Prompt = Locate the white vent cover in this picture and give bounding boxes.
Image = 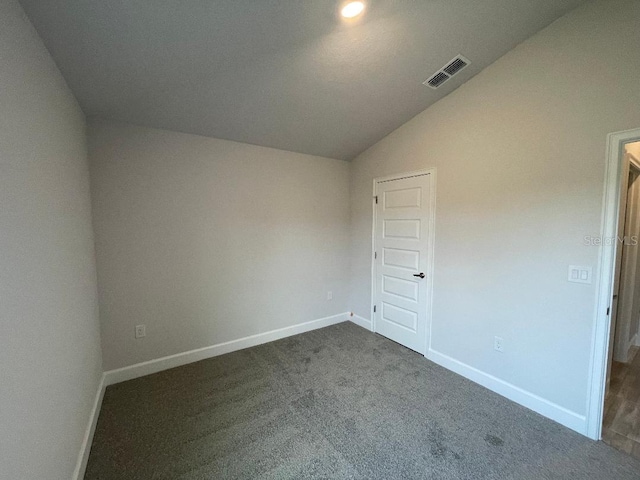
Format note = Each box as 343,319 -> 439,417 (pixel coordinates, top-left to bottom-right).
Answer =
423,55 -> 470,89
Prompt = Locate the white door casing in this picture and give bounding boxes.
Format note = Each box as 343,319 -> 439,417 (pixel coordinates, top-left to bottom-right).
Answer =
372,171 -> 435,355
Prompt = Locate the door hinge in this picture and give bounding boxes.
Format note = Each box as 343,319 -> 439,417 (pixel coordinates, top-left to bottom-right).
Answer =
375,195 -> 378,204
374,251 -> 377,259
373,305 -> 377,313
607,307 -> 610,316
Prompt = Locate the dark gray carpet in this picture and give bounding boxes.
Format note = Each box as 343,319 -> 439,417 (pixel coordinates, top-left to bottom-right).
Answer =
85,322 -> 640,479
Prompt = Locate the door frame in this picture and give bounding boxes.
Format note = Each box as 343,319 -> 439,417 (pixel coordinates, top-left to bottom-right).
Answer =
587,128 -> 640,440
612,153 -> 640,366
370,168 -> 437,356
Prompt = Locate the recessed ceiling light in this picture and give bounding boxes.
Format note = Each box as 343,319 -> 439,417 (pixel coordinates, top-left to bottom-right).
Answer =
341,1 -> 365,18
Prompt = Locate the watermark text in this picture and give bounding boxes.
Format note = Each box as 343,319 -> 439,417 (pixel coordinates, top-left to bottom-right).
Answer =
583,235 -> 638,246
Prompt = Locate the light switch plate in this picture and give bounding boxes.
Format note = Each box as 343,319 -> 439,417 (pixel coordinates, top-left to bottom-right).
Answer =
568,265 -> 592,284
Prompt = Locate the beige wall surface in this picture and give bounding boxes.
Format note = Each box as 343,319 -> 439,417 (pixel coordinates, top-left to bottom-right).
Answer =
89,120 -> 351,371
349,0 -> 640,417
627,141 -> 640,160
0,1 -> 102,478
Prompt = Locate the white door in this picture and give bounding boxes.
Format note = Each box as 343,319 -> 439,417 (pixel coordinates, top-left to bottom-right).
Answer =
373,173 -> 433,354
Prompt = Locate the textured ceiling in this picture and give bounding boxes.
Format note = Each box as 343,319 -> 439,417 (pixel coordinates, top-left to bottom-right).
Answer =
20,0 -> 586,160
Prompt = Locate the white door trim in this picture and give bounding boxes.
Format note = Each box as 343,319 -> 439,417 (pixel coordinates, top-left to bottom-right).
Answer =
587,128 -> 640,440
370,168 -> 437,355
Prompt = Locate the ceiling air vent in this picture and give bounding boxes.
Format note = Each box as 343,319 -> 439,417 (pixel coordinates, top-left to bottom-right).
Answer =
423,54 -> 471,89
425,71 -> 450,88
443,56 -> 469,76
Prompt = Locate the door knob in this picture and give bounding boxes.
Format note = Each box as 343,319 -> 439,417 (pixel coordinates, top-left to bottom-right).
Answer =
413,272 -> 425,278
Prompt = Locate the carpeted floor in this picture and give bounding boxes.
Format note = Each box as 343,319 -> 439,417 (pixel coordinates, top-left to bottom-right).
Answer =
85,322 -> 640,479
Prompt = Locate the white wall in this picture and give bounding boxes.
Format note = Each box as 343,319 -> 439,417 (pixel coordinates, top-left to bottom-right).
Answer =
89,120 -> 350,371
349,0 -> 640,427
0,1 -> 102,478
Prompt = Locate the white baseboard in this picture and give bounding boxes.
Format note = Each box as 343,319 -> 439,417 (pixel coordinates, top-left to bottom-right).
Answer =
350,314 -> 372,331
104,312 -> 350,386
72,373 -> 106,480
426,348 -> 587,435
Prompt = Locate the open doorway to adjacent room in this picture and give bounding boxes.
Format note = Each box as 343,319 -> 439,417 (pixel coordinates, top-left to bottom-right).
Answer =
602,140 -> 640,457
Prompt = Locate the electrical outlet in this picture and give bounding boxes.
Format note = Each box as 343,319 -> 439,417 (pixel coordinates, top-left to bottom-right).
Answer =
327,291 -> 333,301
135,324 -> 146,339
494,336 -> 504,353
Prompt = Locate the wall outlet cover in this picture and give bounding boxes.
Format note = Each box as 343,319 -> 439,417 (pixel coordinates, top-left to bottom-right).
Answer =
135,324 -> 146,339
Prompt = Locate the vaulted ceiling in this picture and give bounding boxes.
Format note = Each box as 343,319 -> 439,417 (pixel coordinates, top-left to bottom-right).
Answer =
20,0 -> 586,160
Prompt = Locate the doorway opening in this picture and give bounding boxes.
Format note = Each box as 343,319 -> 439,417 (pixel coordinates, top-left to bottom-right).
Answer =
602,140 -> 640,456
588,128 -> 640,444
